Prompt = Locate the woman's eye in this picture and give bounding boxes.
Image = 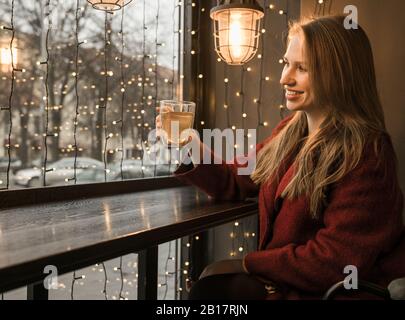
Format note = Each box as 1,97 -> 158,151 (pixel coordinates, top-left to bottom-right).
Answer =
298,65 -> 306,72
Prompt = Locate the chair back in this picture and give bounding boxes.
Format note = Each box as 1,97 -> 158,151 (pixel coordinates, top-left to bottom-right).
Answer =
388,278 -> 405,300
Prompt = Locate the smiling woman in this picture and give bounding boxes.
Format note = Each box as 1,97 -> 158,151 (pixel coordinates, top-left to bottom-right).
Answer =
280,37 -> 312,116
251,15 -> 389,218
174,15 -> 405,300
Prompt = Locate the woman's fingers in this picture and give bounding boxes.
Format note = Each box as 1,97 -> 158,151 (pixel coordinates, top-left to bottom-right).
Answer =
155,114 -> 162,139
155,115 -> 161,127
158,105 -> 174,113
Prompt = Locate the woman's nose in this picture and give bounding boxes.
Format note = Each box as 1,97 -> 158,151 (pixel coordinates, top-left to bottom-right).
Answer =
280,68 -> 295,87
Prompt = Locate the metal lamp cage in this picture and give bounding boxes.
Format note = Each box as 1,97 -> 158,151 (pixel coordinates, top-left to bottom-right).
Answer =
86,0 -> 132,11
210,0 -> 264,65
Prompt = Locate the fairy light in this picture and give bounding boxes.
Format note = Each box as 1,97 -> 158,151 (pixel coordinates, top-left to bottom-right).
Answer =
278,0 -> 289,120
0,0 -> 17,189
196,0 -> 203,131
314,0 -> 333,16
140,0 -> 146,178
224,65 -> 230,128
70,273 -> 86,300
117,256 -> 125,300
152,0 -> 160,177
162,242 -> 174,299
240,66 -> 246,149
117,5 -> 126,180
70,0 -> 83,298
101,11 -> 110,182
257,0 -> 268,134
72,0 -> 82,183
172,0 -> 177,102
100,10 -> 112,300
41,0 -> 53,186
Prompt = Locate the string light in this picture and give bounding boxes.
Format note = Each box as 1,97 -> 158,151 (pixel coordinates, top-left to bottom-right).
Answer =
117,5 -> 126,180
256,0 -> 268,133
314,0 -> 333,16
162,242 -> 174,299
140,0 -> 146,178
0,0 -> 16,190
196,0 -> 203,132
95,9 -> 112,300
73,0 -> 82,183
70,0 -> 83,299
40,0 -> 53,185
153,0 -> 160,176
224,65 -> 230,127
278,0 -> 289,120
240,65 -> 247,149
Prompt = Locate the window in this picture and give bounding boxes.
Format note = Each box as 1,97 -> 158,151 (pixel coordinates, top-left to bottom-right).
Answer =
0,0 -> 186,301
0,0 -> 182,189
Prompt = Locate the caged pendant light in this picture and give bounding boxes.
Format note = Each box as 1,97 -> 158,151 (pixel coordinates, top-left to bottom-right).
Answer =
210,0 -> 264,65
86,0 -> 132,11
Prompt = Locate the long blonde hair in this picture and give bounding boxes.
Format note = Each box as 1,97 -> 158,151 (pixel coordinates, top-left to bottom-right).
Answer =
251,15 -> 390,218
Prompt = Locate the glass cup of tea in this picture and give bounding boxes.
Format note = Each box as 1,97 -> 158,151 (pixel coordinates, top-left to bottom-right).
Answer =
159,100 -> 196,148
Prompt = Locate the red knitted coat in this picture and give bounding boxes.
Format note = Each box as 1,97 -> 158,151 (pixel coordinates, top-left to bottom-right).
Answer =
174,115 -> 405,299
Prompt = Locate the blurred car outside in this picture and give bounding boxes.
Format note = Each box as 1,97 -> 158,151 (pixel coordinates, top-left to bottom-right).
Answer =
13,157 -> 104,188
0,157 -> 22,174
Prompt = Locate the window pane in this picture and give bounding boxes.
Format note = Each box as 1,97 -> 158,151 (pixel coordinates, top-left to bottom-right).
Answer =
0,0 -> 181,189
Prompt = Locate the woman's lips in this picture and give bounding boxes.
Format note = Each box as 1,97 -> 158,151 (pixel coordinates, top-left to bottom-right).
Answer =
285,89 -> 304,100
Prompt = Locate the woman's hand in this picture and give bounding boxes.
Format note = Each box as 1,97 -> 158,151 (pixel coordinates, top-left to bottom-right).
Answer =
199,259 -> 248,280
155,106 -> 172,140
156,106 -> 205,166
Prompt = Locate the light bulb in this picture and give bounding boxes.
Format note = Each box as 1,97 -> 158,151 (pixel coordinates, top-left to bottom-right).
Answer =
229,13 -> 243,59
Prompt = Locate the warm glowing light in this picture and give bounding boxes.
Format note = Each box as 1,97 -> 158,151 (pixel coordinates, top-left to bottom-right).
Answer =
210,1 -> 264,65
0,46 -> 18,72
